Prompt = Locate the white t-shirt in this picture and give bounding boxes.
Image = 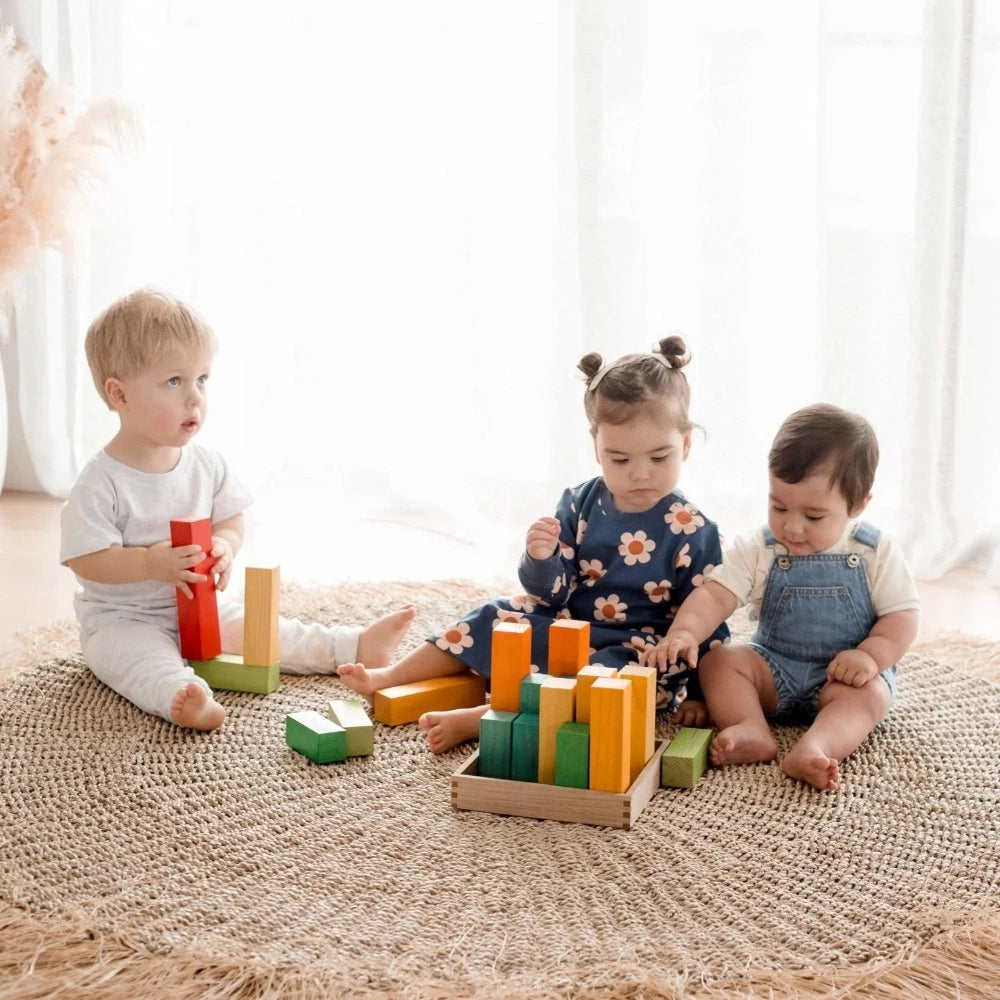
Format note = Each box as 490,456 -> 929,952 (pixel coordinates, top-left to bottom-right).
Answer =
60,443 -> 253,630
708,521 -> 920,621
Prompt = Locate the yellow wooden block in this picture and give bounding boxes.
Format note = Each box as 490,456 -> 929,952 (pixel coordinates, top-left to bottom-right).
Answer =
575,664 -> 617,724
537,677 -> 577,784
373,671 -> 487,726
589,677 -> 631,793
548,619 -> 591,676
243,565 -> 280,667
490,621 -> 532,712
618,663 -> 657,783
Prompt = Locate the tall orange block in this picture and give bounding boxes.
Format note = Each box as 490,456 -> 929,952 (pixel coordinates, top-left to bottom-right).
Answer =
548,619 -> 591,676
618,664 -> 657,782
244,564 -> 280,667
490,621 -> 532,712
575,664 -> 617,724
537,677 -> 577,784
170,517 -> 221,661
589,677 -> 632,793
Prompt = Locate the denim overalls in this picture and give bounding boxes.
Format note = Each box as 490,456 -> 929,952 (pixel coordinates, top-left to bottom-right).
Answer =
747,521 -> 897,720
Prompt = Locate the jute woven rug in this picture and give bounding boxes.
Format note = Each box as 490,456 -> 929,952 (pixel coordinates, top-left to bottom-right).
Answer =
1,579 -> 999,1000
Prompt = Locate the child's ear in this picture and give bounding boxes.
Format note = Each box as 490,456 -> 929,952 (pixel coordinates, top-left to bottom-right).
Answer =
682,431 -> 692,460
850,492 -> 873,518
105,378 -> 126,409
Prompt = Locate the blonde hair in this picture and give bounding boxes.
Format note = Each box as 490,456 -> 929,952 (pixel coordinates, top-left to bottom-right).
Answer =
84,288 -> 217,408
578,335 -> 694,435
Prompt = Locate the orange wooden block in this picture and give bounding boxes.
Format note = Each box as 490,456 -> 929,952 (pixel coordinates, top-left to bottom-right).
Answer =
490,621 -> 532,712
589,677 -> 631,793
537,677 -> 576,784
244,564 -> 280,667
373,671 -> 487,726
548,619 -> 591,676
618,664 -> 657,782
575,664 -> 617,724
170,517 -> 221,661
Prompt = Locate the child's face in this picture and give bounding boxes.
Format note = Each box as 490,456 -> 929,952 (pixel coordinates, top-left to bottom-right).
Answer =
109,348 -> 213,450
593,406 -> 691,513
767,464 -> 870,554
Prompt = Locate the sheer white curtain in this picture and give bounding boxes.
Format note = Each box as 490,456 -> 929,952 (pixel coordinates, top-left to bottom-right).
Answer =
3,1 -> 998,583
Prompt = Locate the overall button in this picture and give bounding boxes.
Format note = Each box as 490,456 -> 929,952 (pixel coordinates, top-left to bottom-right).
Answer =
847,553 -> 861,568
777,556 -> 791,570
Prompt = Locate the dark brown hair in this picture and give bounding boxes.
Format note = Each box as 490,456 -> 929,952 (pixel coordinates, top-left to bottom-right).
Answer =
769,403 -> 879,512
578,335 -> 693,435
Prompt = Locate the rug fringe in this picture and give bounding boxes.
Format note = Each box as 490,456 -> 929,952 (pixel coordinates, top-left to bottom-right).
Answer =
2,902 -> 998,999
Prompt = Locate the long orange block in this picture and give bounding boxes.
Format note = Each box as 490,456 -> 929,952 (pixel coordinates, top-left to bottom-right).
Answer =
548,619 -> 591,676
618,664 -> 657,782
244,564 -> 280,667
589,677 -> 632,793
537,677 -> 576,784
490,621 -> 532,712
575,664 -> 617,723
373,671 -> 487,725
170,517 -> 221,661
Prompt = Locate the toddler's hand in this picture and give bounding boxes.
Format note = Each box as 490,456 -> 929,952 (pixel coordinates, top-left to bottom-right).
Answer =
827,648 -> 879,687
145,540 -> 208,599
640,631 -> 698,673
525,516 -> 561,561
210,535 -> 234,591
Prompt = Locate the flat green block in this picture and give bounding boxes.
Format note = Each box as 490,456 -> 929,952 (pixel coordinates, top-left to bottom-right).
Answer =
190,653 -> 279,694
511,712 -> 540,782
479,709 -> 517,779
285,710 -> 347,764
327,698 -> 374,756
554,720 -> 589,788
661,727 -> 712,788
519,674 -> 545,714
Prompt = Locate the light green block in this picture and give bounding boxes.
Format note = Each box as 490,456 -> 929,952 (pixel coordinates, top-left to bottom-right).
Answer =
285,710 -> 347,764
661,727 -> 712,788
519,674 -> 546,714
190,653 -> 280,694
479,709 -> 517,779
554,721 -> 589,788
511,712 -> 540,782
327,698 -> 374,756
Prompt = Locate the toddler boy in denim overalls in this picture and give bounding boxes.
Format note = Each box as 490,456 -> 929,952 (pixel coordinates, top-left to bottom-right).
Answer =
643,404 -> 920,790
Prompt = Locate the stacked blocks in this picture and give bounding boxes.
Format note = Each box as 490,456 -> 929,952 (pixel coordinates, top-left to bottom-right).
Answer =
661,727 -> 712,788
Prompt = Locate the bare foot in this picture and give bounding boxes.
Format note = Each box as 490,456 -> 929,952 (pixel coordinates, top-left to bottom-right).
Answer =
710,723 -> 778,766
170,682 -> 225,731
782,741 -> 840,791
418,705 -> 489,754
336,661 -> 390,701
356,606 -> 416,669
673,698 -> 709,728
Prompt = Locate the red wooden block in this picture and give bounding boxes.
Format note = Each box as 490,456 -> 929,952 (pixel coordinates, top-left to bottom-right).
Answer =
170,517 -> 221,661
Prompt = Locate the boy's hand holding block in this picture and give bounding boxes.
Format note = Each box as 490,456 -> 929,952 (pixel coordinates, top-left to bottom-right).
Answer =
170,517 -> 221,661
373,671 -> 487,725
661,727 -> 712,788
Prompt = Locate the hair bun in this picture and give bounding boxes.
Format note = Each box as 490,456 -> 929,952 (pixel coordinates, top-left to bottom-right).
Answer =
656,334 -> 690,370
578,351 -> 604,380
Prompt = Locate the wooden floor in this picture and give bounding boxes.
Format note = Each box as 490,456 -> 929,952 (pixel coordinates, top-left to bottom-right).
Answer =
1,489 -> 998,648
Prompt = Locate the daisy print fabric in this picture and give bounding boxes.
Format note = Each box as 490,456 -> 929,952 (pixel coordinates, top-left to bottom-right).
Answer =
426,477 -> 729,711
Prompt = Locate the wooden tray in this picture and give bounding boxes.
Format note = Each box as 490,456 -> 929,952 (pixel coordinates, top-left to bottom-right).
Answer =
450,739 -> 667,829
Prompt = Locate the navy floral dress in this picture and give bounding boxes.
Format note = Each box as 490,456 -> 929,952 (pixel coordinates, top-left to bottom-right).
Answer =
429,477 -> 729,710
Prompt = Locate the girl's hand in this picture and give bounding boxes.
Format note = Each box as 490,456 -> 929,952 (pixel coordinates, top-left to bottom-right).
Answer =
144,540 -> 207,599
525,516 -> 561,560
210,535 -> 234,591
640,630 -> 699,673
827,648 -> 879,687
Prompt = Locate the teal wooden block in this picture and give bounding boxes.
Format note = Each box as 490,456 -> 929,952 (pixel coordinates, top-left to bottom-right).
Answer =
554,721 -> 589,788
479,709 -> 517,779
661,727 -> 712,788
190,652 -> 279,694
519,674 -> 545,714
285,710 -> 347,764
511,712 -> 540,782
327,698 -> 374,756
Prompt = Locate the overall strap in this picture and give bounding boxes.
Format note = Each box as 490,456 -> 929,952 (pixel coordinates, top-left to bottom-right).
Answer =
851,521 -> 882,550
761,527 -> 778,547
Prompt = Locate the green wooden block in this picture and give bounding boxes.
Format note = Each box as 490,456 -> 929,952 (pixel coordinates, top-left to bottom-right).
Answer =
285,710 -> 347,764
327,698 -> 374,756
510,712 -> 540,782
554,721 -> 589,788
661,727 -> 712,788
519,674 -> 545,714
479,709 -> 517,779
190,653 -> 280,694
